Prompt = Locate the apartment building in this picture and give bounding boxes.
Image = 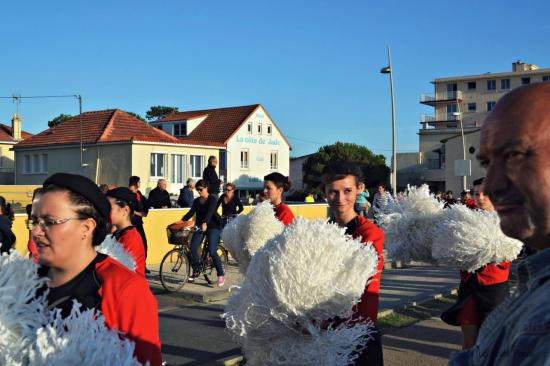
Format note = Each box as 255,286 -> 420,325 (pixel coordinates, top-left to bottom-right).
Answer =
397,61 -> 550,194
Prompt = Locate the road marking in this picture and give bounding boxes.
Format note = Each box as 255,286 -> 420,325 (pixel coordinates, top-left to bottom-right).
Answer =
158,306 -> 181,313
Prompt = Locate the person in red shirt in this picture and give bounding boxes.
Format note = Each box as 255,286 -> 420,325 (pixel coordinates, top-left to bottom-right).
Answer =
263,172 -> 295,226
106,187 -> 147,277
442,177 -> 511,349
30,173 -> 161,365
321,161 -> 385,366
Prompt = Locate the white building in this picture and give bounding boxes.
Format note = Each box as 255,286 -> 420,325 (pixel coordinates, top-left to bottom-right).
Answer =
152,104 -> 291,198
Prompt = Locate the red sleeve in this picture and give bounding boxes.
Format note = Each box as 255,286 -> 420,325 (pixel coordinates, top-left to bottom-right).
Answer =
352,218 -> 385,323
99,263 -> 162,366
476,262 -> 511,286
276,203 -> 295,226
120,230 -> 146,277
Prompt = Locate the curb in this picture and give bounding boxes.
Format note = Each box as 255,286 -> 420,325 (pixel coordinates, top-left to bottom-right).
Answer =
377,287 -> 458,319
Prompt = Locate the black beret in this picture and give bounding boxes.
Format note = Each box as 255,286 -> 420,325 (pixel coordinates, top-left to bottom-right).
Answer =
106,187 -> 138,209
43,173 -> 111,221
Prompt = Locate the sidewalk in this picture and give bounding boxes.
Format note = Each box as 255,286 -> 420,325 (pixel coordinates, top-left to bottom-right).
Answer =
383,318 -> 462,366
147,261 -> 459,307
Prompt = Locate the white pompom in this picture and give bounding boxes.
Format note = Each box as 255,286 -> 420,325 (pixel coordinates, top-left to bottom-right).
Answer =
223,218 -> 379,365
96,235 -> 136,272
432,204 -> 523,272
376,185 -> 444,263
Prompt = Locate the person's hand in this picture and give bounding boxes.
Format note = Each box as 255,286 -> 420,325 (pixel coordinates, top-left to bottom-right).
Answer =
201,223 -> 207,232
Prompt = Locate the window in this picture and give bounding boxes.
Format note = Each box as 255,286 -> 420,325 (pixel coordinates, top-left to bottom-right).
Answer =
270,152 -> 278,170
173,123 -> 187,137
150,153 -> 166,178
156,125 -> 163,130
467,81 -> 476,90
257,124 -> 262,134
24,155 -> 30,173
171,154 -> 185,184
247,122 -> 252,134
23,153 -> 47,174
487,101 -> 496,112
446,83 -> 457,92
487,80 -> 496,91
267,125 -> 272,135
446,104 -> 457,119
468,103 -> 476,112
41,154 -> 48,173
190,155 -> 204,179
501,79 -> 510,90
522,77 -> 531,85
240,149 -> 249,169
543,75 -> 550,82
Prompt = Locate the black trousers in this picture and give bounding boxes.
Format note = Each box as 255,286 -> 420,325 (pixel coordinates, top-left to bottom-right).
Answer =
134,223 -> 148,259
352,325 -> 384,366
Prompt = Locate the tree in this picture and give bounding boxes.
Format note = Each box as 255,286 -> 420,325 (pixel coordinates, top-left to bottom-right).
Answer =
302,142 -> 390,191
48,114 -> 73,128
145,106 -> 179,121
126,111 -> 146,122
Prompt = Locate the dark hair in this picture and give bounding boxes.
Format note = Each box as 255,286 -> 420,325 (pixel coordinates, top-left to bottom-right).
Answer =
0,196 -> 14,221
321,161 -> 362,189
111,198 -> 134,218
226,182 -> 236,190
129,176 -> 140,187
208,156 -> 217,166
446,190 -> 453,195
473,178 -> 484,186
42,185 -> 107,246
195,179 -> 209,192
264,172 -> 291,192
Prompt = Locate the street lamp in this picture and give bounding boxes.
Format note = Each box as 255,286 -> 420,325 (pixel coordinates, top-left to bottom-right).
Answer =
380,46 -> 397,197
452,109 -> 468,191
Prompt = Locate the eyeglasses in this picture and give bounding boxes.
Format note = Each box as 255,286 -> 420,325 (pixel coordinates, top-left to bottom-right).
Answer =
26,217 -> 84,231
226,189 -> 233,192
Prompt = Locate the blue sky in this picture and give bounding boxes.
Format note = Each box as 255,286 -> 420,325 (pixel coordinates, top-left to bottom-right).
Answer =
1,0 -> 548,162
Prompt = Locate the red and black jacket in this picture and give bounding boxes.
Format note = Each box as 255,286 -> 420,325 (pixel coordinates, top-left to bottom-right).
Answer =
114,226 -> 146,277
274,202 -> 295,226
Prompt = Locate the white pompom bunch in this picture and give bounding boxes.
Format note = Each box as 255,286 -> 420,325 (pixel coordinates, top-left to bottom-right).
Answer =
0,251 -> 48,365
376,185 -> 444,263
96,235 -> 136,271
432,204 -> 523,272
221,202 -> 284,273
29,304 -> 140,366
0,251 -> 141,366
223,218 -> 379,365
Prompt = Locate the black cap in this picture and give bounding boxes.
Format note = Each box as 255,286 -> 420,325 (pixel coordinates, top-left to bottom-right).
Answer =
106,187 -> 138,209
43,173 -> 111,221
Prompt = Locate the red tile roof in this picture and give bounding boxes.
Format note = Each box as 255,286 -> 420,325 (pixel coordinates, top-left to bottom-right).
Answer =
0,124 -> 32,142
15,109 -> 210,150
156,104 -> 290,148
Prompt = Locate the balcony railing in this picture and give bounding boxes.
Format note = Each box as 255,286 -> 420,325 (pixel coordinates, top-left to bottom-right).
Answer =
420,113 -> 462,129
420,90 -> 463,105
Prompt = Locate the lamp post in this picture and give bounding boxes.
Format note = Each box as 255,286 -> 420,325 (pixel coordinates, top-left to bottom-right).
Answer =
452,108 -> 467,191
380,46 -> 397,197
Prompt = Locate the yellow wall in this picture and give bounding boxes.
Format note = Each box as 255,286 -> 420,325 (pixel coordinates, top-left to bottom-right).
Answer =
13,204 -> 329,264
0,185 -> 41,208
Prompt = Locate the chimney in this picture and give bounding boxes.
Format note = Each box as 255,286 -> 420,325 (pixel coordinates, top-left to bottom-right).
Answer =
512,60 -> 525,72
11,114 -> 22,141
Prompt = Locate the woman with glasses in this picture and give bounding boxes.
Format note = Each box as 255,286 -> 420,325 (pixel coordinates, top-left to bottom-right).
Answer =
29,173 -> 161,366
217,183 -> 244,226
105,187 -> 146,277
181,179 -> 225,286
263,172 -> 295,226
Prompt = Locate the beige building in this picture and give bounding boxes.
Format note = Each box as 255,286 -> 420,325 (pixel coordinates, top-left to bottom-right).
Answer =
398,61 -> 550,193
14,109 -> 218,195
152,104 -> 291,199
0,115 -> 33,184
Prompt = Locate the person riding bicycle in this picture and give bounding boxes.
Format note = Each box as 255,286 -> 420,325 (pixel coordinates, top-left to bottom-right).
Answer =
217,182 -> 244,227
181,179 -> 225,287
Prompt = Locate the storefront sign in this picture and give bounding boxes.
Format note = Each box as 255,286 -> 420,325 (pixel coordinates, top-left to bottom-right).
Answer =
235,135 -> 281,146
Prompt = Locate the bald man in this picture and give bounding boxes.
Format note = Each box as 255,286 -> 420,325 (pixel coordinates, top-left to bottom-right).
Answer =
449,83 -> 550,364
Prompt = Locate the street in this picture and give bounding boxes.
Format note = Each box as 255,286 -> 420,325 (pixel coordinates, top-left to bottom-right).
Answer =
151,263 -> 460,365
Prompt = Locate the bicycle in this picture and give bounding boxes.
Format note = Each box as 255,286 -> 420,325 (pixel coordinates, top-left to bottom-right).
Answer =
159,222 -> 229,292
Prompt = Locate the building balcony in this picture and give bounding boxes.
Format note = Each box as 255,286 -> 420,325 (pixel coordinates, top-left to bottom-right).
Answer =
420,113 -> 461,129
420,90 -> 463,106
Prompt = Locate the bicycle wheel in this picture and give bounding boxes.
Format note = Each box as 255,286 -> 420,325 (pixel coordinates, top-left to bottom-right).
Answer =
217,245 -> 229,265
159,248 -> 190,292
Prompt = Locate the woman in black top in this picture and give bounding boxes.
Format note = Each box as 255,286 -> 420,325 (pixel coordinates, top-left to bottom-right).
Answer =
0,196 -> 16,254
182,179 -> 225,286
217,183 -> 244,223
